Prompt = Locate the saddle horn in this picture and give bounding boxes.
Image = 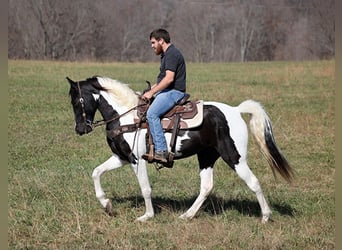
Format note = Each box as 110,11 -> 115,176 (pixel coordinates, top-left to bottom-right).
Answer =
145,80 -> 151,90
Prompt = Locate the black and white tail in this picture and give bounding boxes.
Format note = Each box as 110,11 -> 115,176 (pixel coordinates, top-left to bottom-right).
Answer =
238,100 -> 294,182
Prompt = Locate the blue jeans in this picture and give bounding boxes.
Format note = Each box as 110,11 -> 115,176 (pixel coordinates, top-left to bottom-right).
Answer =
146,89 -> 185,152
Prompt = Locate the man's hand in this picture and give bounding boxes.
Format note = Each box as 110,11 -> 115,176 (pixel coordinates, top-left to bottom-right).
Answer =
142,90 -> 154,100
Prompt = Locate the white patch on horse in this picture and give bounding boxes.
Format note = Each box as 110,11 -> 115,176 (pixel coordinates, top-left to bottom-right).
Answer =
175,131 -> 190,156
92,93 -> 100,101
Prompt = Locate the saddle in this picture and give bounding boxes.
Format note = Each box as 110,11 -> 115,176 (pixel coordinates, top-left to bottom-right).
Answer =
106,93 -> 204,168
135,93 -> 203,130
138,94 -> 203,167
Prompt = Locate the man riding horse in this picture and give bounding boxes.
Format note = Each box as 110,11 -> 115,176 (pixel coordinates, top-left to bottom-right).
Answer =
142,28 -> 187,165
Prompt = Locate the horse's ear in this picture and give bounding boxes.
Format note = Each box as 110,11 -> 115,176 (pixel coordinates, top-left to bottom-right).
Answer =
66,77 -> 75,86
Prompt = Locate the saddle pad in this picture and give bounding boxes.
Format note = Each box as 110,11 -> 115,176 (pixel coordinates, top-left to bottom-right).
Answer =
161,100 -> 204,129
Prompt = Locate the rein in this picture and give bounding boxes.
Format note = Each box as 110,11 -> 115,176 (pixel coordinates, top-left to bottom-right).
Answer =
91,103 -> 146,129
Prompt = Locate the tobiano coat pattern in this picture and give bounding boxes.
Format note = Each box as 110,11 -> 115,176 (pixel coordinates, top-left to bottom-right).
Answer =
67,76 -> 293,223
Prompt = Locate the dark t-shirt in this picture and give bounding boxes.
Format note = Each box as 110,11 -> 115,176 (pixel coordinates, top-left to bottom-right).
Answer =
157,44 -> 186,92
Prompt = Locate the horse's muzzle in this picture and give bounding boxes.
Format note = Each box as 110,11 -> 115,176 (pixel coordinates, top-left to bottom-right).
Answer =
75,122 -> 93,135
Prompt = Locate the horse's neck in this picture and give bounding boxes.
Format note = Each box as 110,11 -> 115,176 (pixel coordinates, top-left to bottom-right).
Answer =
99,91 -> 135,124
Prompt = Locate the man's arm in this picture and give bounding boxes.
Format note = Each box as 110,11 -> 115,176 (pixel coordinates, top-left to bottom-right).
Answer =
143,70 -> 175,99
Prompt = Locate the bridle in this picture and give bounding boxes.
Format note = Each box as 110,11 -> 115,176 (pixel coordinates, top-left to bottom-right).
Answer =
76,81 -> 95,134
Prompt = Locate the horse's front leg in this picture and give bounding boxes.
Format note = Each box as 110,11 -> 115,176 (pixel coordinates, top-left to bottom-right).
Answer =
92,155 -> 124,216
131,160 -> 154,222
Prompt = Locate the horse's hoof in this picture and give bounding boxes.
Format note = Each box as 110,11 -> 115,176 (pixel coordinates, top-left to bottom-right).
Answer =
179,213 -> 191,220
105,201 -> 115,217
136,213 -> 154,222
261,215 -> 270,223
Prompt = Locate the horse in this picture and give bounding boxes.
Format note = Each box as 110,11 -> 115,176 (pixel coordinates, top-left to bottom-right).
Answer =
66,76 -> 293,223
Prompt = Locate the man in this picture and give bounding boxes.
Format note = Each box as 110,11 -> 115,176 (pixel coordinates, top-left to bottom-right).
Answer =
142,28 -> 186,164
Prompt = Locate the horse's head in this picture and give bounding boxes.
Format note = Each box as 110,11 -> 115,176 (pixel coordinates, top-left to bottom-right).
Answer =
67,77 -> 102,135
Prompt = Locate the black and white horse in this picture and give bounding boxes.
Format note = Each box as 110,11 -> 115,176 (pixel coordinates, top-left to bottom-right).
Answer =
67,76 -> 293,223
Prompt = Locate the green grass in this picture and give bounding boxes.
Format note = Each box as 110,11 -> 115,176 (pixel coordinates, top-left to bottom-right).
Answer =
8,60 -> 335,249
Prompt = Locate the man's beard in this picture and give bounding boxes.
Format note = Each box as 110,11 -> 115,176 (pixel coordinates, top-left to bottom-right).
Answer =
154,44 -> 163,55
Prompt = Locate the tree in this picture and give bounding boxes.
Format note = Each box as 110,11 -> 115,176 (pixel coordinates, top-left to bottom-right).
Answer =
8,0 -> 335,62
309,0 -> 335,59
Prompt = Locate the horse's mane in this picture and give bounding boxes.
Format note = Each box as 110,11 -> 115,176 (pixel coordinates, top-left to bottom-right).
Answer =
96,76 -> 139,109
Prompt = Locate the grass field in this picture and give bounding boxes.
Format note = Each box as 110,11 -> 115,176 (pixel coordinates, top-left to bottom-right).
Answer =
8,60 -> 335,249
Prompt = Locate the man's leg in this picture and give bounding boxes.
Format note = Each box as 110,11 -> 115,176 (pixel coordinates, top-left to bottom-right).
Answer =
146,90 -> 184,161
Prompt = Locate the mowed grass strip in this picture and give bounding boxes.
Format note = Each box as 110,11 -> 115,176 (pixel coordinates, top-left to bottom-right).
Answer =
8,60 -> 334,249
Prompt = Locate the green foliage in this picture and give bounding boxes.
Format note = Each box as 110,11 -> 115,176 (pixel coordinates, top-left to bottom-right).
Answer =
8,60 -> 335,249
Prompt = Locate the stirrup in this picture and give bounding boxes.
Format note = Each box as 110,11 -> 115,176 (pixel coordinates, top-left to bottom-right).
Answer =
154,161 -> 174,169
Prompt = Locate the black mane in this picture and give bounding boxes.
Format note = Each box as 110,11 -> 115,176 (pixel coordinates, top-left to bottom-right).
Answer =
68,76 -> 106,102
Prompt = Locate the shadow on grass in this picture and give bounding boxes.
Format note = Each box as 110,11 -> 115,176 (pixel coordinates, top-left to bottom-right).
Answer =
109,194 -> 294,218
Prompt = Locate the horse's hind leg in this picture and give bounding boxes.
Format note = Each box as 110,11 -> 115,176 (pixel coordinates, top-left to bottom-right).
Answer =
180,150 -> 218,220
179,167 -> 214,220
234,160 -> 272,223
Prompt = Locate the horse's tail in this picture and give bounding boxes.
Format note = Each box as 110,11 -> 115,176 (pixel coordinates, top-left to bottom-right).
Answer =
238,100 -> 294,183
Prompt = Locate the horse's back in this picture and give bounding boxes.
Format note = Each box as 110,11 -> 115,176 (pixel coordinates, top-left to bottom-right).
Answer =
204,101 -> 247,130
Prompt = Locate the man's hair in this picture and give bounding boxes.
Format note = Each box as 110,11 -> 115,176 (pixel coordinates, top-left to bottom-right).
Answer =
150,28 -> 171,43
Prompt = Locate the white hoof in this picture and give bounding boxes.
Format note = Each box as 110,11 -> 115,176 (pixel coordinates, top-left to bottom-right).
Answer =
261,214 -> 271,223
179,213 -> 192,220
136,213 -> 154,222
99,198 -> 110,208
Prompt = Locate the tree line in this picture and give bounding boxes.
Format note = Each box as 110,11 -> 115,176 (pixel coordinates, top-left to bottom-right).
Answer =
8,0 -> 334,62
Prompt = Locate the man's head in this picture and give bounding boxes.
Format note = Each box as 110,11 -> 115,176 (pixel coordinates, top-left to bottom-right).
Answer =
150,28 -> 171,55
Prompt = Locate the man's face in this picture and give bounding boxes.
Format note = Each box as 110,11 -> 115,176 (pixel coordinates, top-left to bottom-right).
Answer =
150,37 -> 163,55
